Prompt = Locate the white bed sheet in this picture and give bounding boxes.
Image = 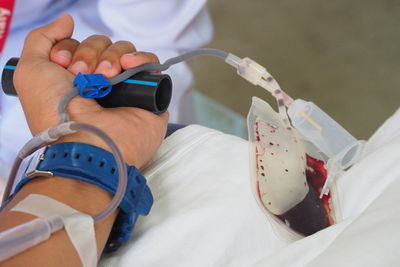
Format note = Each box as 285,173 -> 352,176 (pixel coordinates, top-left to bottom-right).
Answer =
99,107 -> 400,267
0,109 -> 398,266
253,112 -> 400,266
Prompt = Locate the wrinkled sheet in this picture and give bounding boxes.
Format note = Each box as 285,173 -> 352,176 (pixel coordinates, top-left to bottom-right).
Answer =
253,107 -> 400,266
1,108 -> 398,266
99,125 -> 286,267
100,108 -> 400,267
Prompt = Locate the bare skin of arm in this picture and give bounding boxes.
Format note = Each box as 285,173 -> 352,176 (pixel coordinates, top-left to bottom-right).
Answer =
0,14 -> 168,267
0,178 -> 117,266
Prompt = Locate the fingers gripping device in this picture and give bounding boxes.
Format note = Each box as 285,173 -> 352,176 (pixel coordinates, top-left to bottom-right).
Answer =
2,57 -> 173,114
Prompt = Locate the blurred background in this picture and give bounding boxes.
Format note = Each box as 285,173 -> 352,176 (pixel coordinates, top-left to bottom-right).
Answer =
191,0 -> 400,140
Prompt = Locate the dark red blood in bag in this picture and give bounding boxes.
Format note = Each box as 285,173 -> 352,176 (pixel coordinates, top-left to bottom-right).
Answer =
276,155 -> 333,235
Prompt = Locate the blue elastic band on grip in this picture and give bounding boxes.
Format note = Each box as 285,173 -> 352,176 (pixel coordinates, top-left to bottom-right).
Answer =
73,72 -> 112,98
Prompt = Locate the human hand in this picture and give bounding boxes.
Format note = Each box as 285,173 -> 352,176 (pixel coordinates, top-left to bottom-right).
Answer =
14,14 -> 168,168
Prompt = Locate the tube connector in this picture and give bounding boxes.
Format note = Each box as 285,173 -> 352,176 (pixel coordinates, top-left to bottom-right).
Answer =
225,54 -> 281,96
226,54 -> 267,85
0,216 -> 64,262
46,121 -> 76,141
17,122 -> 77,159
320,140 -> 365,197
38,121 -> 77,143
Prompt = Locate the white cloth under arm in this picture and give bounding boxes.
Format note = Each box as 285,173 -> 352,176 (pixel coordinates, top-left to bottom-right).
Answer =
99,125 -> 288,267
0,0 -> 213,180
99,108 -> 400,267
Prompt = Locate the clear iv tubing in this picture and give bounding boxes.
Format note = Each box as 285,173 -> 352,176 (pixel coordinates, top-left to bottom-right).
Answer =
0,216 -> 64,262
58,49 -> 229,122
58,48 -> 291,123
70,122 -> 127,222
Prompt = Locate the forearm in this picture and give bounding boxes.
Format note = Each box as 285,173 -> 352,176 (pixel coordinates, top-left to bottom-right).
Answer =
0,14 -> 167,267
0,176 -> 117,267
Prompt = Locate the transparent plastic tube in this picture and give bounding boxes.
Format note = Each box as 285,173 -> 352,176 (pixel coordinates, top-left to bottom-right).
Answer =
1,122 -> 76,205
58,49 -> 229,123
0,156 -> 23,206
0,216 -> 63,262
225,54 -> 294,126
287,99 -> 359,159
69,122 -> 127,222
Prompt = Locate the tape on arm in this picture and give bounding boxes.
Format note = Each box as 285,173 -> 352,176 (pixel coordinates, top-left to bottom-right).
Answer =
11,194 -> 97,267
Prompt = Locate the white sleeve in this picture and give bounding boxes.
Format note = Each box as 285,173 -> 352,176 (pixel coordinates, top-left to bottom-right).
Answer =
98,0 -> 213,52
98,0 -> 214,123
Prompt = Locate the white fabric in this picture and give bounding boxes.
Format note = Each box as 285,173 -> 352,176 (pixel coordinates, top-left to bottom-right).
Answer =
12,194 -> 97,267
0,0 -> 213,180
99,125 -> 287,267
98,108 -> 400,267
252,112 -> 400,266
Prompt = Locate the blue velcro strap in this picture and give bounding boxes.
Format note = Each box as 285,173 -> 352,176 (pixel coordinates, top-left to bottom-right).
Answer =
73,72 -> 112,98
12,142 -> 153,251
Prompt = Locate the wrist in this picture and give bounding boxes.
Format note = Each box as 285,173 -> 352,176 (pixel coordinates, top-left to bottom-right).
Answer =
9,142 -> 153,251
7,176 -> 117,217
0,176 -> 118,256
54,131 -> 141,168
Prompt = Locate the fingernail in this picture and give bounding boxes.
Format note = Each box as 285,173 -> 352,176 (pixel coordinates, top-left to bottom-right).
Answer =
95,60 -> 112,74
69,60 -> 88,74
124,52 -> 139,58
55,50 -> 72,64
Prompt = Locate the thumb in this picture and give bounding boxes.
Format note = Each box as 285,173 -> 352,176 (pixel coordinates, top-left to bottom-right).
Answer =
20,14 -> 74,62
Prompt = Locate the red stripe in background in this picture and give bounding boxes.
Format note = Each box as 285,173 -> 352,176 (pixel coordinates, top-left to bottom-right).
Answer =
0,0 -> 16,56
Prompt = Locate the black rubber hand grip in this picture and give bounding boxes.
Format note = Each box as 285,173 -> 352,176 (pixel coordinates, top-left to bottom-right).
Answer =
1,58 -> 172,113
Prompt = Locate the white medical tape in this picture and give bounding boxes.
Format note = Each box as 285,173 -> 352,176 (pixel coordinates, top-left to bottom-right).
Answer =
11,194 -> 97,267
